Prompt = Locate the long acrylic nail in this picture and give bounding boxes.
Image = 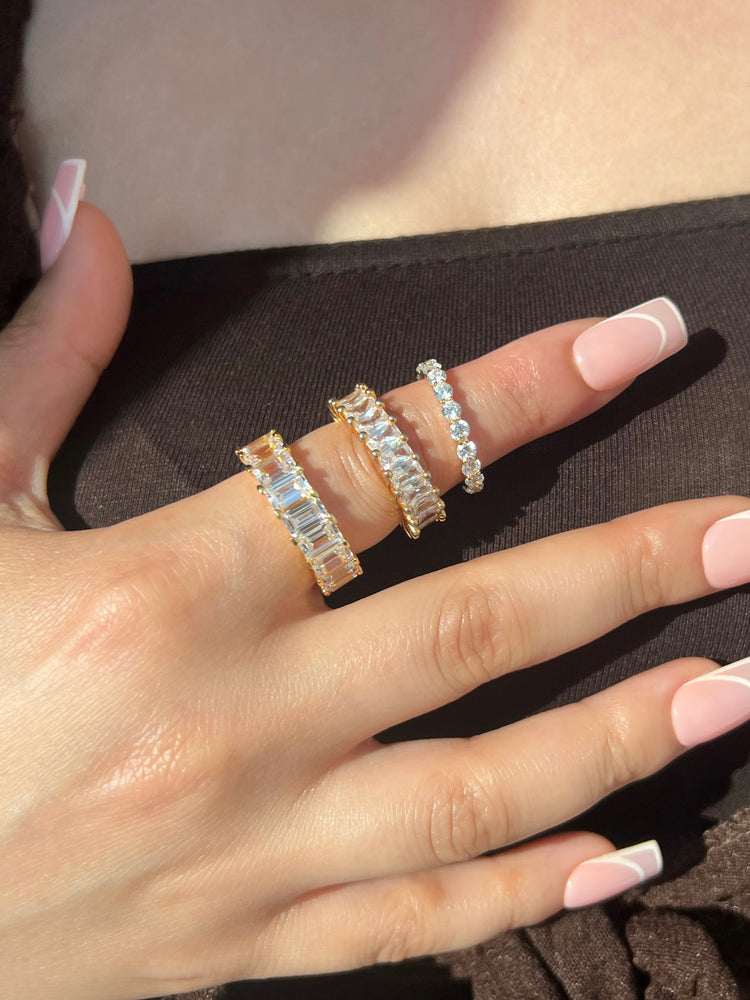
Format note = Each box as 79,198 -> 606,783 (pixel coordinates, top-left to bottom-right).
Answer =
702,510 -> 750,589
39,158 -> 87,272
672,656 -> 750,747
564,840 -> 663,909
573,297 -> 688,391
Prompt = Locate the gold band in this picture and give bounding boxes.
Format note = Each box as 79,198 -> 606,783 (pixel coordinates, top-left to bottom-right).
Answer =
236,431 -> 362,595
328,384 -> 446,539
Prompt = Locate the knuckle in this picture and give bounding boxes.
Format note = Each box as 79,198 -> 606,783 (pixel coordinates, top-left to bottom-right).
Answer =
489,350 -> 547,441
70,541 -> 191,662
422,762 -> 497,864
431,583 -> 512,695
105,712 -> 233,815
370,880 -> 439,965
619,525 -> 670,616
588,702 -> 644,795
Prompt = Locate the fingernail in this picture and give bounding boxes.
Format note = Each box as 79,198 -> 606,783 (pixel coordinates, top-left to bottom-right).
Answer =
573,297 -> 688,391
39,158 -> 87,272
702,510 -> 750,589
672,656 -> 750,747
564,840 -> 662,909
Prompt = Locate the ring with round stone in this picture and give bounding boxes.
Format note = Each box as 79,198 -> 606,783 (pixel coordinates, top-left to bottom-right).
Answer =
328,384 -> 446,540
236,431 -> 362,595
416,359 -> 484,494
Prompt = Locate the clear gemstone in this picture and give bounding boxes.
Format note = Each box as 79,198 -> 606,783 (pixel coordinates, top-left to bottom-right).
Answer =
367,416 -> 392,441
356,399 -> 380,427
457,440 -> 477,462
463,474 -> 485,494
341,387 -> 371,417
442,400 -> 461,421
269,432 -> 286,454
380,440 -> 413,470
275,477 -> 312,511
417,359 -> 439,377
426,367 -> 445,386
236,446 -> 257,467
434,382 -> 453,401
462,459 -> 482,477
277,450 -> 298,475
450,420 -> 470,441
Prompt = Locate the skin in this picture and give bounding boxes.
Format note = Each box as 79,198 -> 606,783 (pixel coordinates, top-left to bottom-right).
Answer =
0,202 -> 747,999
16,0 -> 750,261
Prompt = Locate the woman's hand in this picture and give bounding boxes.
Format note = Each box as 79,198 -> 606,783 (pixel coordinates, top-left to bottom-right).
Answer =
1,196 -> 749,1000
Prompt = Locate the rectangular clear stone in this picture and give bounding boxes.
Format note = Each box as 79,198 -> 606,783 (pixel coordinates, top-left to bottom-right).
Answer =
277,477 -> 313,510
381,442 -> 413,472
285,499 -> 327,537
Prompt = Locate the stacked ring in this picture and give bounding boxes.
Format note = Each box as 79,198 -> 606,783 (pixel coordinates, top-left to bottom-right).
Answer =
236,431 -> 362,595
328,384 -> 446,539
416,359 -> 484,494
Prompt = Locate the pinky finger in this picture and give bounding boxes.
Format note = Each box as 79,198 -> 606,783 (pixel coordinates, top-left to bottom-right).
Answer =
260,833 -> 627,977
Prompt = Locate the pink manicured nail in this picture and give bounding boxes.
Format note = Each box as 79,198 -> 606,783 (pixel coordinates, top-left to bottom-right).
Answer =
564,840 -> 663,909
39,158 -> 87,272
702,511 -> 750,589
672,657 -> 750,747
573,297 -> 688,391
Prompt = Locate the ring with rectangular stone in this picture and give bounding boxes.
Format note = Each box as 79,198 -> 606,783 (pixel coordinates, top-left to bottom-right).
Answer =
328,384 -> 446,540
236,431 -> 362,596
416,359 -> 484,494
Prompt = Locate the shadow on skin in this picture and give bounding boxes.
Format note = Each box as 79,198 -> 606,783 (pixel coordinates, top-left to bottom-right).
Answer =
16,0 -> 512,259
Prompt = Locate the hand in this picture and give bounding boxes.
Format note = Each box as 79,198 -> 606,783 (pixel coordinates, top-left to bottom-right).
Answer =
1,198 -> 748,1000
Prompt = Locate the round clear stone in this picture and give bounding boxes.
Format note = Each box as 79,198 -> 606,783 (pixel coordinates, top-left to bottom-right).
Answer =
449,420 -> 470,441
426,367 -> 445,386
462,459 -> 481,477
417,359 -> 439,377
463,474 -> 485,494
434,382 -> 453,401
457,440 -> 477,462
442,400 -> 461,421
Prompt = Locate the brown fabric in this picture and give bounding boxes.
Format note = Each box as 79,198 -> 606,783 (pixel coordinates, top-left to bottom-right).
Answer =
447,807 -> 750,999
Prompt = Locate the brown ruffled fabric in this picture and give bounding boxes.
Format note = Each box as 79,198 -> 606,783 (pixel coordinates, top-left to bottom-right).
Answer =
446,806 -> 750,999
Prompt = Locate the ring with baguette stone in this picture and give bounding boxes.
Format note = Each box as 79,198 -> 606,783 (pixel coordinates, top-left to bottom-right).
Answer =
328,384 -> 446,540
416,359 -> 484,494
236,431 -> 362,595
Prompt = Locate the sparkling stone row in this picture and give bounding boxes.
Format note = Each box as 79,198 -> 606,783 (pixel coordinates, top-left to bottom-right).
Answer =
236,431 -> 361,595
328,385 -> 446,540
416,359 -> 484,494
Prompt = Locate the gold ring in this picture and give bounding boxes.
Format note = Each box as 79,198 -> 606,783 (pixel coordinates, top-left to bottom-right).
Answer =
328,384 -> 446,539
236,431 -> 362,595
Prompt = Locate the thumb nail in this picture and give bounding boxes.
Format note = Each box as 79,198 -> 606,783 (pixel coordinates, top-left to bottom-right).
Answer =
39,158 -> 87,273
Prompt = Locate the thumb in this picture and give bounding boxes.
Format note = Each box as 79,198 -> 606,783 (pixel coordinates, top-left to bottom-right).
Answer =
0,159 -> 133,517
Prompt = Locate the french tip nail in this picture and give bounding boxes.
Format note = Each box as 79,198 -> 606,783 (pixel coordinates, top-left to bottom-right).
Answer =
563,839 -> 663,909
702,510 -> 750,590
672,655 -> 750,747
572,296 -> 688,392
39,158 -> 87,272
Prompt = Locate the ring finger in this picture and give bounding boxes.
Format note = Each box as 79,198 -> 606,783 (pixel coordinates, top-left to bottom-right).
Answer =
291,655 -> 710,888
